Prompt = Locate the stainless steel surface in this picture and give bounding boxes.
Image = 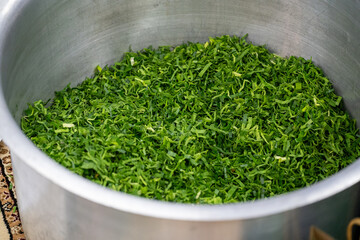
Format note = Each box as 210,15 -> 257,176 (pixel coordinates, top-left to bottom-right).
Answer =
0,0 -> 360,239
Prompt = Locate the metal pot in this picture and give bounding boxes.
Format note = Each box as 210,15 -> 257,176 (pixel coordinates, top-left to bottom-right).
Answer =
0,0 -> 360,239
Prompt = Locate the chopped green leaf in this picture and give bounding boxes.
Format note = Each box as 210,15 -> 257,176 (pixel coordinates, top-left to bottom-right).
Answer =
21,35 -> 360,204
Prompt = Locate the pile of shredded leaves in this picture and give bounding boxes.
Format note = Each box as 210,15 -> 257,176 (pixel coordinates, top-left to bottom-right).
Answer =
21,35 -> 360,204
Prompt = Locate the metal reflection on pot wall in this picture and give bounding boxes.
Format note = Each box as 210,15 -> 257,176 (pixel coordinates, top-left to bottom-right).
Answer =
0,0 -> 360,239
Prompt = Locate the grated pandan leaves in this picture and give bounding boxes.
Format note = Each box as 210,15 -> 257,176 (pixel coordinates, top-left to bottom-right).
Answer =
21,35 -> 360,204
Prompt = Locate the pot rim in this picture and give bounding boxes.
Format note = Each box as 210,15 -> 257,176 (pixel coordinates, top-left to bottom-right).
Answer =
1,0 -> 360,222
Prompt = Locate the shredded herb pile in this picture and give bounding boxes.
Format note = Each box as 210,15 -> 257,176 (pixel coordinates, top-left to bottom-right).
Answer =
21,35 -> 360,204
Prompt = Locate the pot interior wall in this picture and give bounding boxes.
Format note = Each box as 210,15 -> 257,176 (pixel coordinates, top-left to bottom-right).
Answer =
1,0 -> 360,124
